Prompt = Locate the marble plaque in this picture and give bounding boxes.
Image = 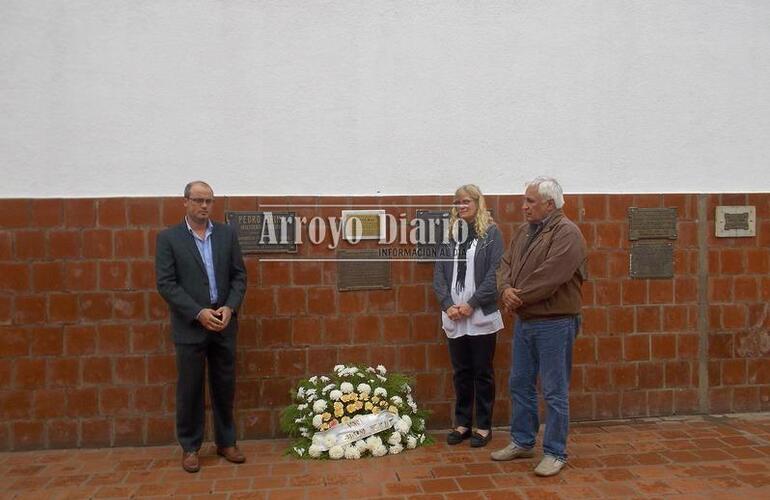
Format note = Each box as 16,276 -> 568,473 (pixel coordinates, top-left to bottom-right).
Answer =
341,210 -> 385,241
715,206 -> 755,237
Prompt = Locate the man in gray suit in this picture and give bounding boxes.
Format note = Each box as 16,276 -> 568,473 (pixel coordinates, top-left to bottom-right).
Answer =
156,181 -> 247,473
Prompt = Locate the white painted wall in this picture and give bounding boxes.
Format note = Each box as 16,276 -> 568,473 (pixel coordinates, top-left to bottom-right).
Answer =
2,1 -> 769,197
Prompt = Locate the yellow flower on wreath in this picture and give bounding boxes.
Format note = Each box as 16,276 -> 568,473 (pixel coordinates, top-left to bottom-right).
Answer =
388,405 -> 399,414
322,412 -> 331,421
371,396 -> 380,404
365,402 -> 373,411
346,403 -> 357,413
334,408 -> 344,418
372,407 -> 381,414
341,416 -> 351,424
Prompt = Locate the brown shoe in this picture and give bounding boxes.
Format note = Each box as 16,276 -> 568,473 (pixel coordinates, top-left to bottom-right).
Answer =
182,451 -> 200,473
216,446 -> 245,464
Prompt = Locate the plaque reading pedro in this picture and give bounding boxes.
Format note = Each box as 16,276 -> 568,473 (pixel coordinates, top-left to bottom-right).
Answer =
337,249 -> 391,291
225,211 -> 297,253
414,209 -> 450,261
628,208 -> 678,240
630,241 -> 673,279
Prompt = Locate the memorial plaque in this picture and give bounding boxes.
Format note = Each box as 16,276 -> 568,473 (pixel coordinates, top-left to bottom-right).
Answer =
337,249 -> 391,291
630,241 -> 673,279
628,208 -> 678,240
225,211 -> 297,253
715,205 -> 756,237
341,210 -> 385,241
724,213 -> 749,231
414,209 -> 450,261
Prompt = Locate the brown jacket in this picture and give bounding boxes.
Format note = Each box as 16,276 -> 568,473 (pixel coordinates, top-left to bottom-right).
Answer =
496,210 -> 587,320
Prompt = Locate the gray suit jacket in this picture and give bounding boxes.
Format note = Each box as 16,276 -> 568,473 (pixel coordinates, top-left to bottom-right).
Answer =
432,224 -> 504,316
155,221 -> 247,343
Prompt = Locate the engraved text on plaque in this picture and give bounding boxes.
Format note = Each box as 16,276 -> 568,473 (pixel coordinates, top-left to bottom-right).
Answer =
630,241 -> 674,279
628,208 -> 678,240
226,211 -> 297,253
337,249 -> 392,291
414,209 -> 450,261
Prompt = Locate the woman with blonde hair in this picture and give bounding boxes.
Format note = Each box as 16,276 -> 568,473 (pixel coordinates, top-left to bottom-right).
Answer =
433,184 -> 504,447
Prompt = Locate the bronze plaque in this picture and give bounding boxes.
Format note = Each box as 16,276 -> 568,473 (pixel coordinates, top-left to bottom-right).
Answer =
630,241 -> 673,279
628,208 -> 678,240
414,209 -> 450,261
225,211 -> 297,253
724,212 -> 750,231
337,249 -> 392,291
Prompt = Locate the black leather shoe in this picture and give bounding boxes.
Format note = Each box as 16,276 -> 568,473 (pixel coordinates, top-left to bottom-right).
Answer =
447,428 -> 472,445
470,431 -> 492,448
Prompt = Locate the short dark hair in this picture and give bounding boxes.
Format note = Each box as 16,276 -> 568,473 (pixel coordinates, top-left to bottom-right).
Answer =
184,181 -> 213,198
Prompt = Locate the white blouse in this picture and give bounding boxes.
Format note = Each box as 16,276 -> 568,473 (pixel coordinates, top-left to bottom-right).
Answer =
441,240 -> 504,339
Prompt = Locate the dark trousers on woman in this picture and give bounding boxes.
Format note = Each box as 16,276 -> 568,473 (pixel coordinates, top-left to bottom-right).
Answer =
447,332 -> 497,430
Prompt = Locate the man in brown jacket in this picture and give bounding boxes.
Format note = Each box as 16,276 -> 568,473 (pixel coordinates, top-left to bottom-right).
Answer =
490,176 -> 586,477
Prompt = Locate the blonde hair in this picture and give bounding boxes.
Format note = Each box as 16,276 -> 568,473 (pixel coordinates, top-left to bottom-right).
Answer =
448,184 -> 494,241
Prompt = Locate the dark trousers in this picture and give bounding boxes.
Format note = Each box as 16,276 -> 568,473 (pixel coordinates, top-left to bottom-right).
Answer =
175,332 -> 237,452
447,332 -> 497,430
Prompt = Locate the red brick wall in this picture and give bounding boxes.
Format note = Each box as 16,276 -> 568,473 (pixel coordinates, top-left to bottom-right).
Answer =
0,193 -> 768,450
705,195 -> 770,413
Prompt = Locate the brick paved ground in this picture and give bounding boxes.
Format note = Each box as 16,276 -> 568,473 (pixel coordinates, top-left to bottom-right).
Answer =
1,413 -> 769,499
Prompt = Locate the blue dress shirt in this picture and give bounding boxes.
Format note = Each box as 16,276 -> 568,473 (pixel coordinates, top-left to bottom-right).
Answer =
186,218 -> 218,305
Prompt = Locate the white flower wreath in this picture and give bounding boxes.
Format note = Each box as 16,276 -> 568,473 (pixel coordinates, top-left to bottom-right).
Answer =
281,364 -> 431,459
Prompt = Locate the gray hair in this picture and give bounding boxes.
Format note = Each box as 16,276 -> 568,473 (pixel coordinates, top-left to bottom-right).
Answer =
184,180 -> 213,198
526,176 -> 564,209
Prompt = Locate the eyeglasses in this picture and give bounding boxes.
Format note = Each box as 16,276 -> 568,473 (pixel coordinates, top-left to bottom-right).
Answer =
187,197 -> 215,205
452,199 -> 474,206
